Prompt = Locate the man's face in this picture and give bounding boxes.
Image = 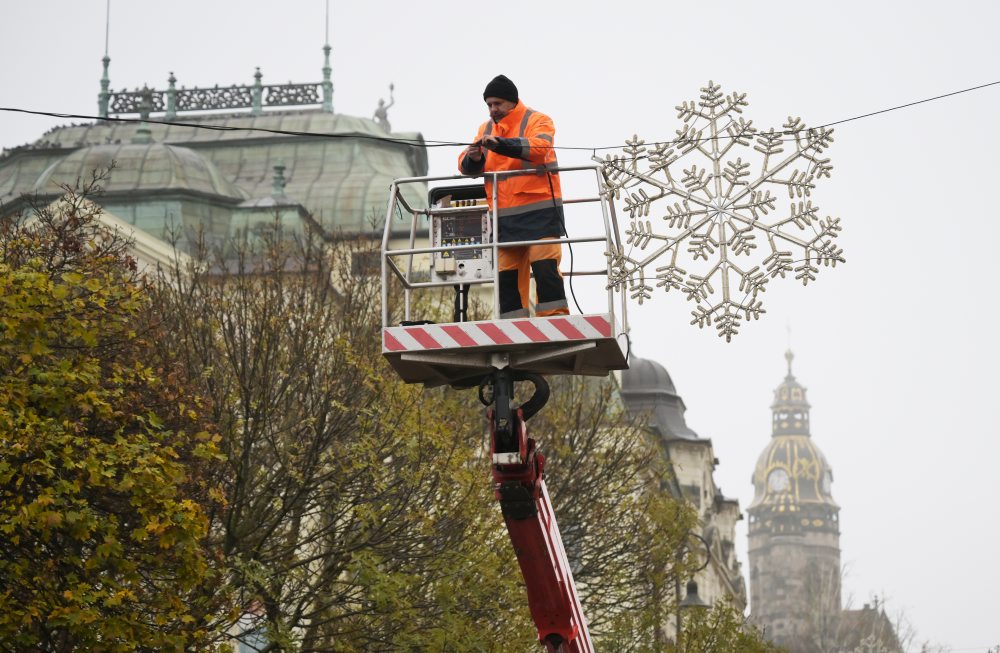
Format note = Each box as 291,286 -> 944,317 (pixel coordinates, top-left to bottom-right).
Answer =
485,97 -> 517,122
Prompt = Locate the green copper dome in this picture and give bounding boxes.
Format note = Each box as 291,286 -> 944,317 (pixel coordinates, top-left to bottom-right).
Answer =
3,109 -> 427,241
34,142 -> 247,200
24,110 -> 427,233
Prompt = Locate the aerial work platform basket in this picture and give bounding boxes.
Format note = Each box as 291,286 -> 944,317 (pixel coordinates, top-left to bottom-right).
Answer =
380,166 -> 629,387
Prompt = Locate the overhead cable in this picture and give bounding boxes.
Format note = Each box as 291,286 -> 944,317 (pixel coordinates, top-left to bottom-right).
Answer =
1,79 -> 998,152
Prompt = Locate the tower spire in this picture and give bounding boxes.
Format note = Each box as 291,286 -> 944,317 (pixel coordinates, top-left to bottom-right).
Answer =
321,0 -> 333,113
104,0 -> 110,58
98,0 -> 111,118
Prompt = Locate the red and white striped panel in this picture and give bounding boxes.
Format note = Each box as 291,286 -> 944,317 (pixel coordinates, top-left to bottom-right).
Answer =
383,314 -> 614,353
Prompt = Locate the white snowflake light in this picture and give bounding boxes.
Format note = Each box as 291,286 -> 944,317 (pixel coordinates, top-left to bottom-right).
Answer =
598,81 -> 846,341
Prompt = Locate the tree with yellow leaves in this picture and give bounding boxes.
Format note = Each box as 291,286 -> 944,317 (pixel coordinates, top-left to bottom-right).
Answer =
0,181 -> 230,651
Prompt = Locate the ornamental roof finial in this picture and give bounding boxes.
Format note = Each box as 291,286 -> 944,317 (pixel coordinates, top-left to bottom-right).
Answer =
98,0 -> 112,118
322,0 -> 333,113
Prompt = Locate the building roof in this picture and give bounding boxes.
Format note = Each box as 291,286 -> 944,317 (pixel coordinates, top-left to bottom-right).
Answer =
837,604 -> 904,652
1,109 -> 427,237
35,141 -> 248,201
619,356 -> 698,440
749,433 -> 837,511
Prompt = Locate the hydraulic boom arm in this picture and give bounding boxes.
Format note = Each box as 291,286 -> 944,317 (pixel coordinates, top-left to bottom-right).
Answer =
482,370 -> 593,653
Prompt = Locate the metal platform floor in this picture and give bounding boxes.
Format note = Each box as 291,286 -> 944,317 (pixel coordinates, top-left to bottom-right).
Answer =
382,313 -> 628,387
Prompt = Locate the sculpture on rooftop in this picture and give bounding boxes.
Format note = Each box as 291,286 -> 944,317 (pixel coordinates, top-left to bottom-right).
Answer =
373,83 -> 395,132
597,81 -> 846,341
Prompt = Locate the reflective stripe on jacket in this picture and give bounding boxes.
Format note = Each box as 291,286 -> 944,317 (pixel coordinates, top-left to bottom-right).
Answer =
458,101 -> 564,243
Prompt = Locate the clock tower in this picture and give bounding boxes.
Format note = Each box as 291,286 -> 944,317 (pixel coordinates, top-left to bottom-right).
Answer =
748,351 -> 841,651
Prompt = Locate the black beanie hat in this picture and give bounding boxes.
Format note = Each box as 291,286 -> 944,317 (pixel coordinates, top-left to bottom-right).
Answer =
483,75 -> 518,103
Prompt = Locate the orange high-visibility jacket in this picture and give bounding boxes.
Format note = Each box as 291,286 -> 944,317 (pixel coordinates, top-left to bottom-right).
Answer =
458,101 -> 563,243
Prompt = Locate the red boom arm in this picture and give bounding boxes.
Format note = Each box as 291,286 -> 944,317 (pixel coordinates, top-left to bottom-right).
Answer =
489,406 -> 594,653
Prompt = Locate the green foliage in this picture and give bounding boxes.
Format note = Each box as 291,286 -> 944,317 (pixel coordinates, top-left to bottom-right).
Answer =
148,218 -> 776,651
675,600 -> 782,653
0,188 -> 228,651
532,375 -> 689,648
152,230 -> 536,651
121,210 -> 772,652
0,182 -> 777,652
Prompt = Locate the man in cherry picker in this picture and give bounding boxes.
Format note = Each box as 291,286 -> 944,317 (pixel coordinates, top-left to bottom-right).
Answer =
459,74 -> 569,319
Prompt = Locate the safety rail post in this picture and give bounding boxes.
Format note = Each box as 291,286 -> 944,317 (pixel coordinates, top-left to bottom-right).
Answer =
491,170 -> 500,320
593,166 -> 616,333
381,182 -> 398,329
405,197 -> 419,322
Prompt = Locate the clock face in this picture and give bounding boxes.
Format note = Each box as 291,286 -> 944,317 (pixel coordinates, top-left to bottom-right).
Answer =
767,468 -> 790,493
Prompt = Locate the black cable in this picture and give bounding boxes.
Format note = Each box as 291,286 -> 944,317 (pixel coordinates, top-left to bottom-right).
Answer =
478,375 -> 494,406
4,79 -> 999,153
554,78 -> 1000,151
476,371 -> 550,420
564,230 -> 584,315
514,371 -> 550,421
0,105 -> 461,148
818,79 -> 1000,129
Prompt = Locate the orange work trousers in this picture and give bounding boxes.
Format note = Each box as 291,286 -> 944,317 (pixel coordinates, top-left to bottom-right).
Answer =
497,238 -> 569,318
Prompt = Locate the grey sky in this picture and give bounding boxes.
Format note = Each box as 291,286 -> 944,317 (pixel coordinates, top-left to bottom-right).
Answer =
2,1 -> 998,649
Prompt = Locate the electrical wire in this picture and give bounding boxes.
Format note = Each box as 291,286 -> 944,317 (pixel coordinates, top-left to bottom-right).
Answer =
818,79 -> 1000,129
0,106 -> 462,148
2,78 -> 998,153
575,78 -> 1000,152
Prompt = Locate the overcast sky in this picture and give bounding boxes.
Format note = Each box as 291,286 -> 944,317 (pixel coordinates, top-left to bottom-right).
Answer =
2,1 -> 999,650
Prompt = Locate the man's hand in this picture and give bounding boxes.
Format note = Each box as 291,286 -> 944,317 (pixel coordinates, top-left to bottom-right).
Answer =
481,134 -> 499,151
465,135 -> 500,162
465,141 -> 484,162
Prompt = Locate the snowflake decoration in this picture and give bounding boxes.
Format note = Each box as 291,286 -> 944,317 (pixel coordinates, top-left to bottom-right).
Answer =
597,81 -> 846,341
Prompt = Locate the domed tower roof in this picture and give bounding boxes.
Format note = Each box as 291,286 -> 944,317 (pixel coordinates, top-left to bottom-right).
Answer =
749,432 -> 837,511
620,356 -> 698,440
749,351 -> 838,519
34,140 -> 248,200
622,356 -> 678,394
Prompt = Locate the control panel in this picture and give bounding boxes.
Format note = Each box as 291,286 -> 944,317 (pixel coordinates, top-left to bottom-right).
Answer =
430,189 -> 493,283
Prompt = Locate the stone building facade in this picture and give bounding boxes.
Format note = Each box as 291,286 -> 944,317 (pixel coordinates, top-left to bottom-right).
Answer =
619,357 -> 747,615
